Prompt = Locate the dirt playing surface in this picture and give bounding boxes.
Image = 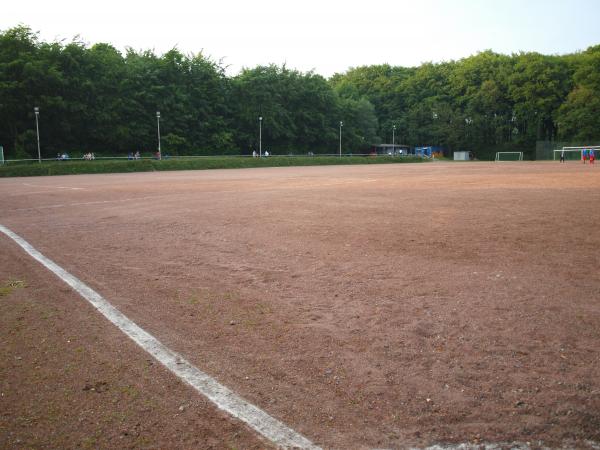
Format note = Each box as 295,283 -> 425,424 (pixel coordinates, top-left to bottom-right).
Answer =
0,243 -> 272,450
1,161 -> 599,449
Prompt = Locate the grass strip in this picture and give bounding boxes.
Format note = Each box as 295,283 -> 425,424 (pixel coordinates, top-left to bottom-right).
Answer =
0,156 -> 428,177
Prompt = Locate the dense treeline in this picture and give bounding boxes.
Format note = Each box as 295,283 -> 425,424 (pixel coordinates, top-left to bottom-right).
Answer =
331,50 -> 599,158
1,25 -> 599,159
0,26 -> 377,158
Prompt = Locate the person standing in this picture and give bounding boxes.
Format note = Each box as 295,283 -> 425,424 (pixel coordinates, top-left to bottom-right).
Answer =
560,149 -> 565,163
583,149 -> 588,164
590,149 -> 596,165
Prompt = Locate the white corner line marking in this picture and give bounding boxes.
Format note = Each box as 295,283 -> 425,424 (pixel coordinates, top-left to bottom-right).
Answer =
0,224 -> 320,450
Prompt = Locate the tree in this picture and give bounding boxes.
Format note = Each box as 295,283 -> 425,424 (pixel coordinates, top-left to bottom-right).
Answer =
557,46 -> 600,142
0,26 -> 42,157
1,24 -> 598,158
231,65 -> 344,154
509,52 -> 573,144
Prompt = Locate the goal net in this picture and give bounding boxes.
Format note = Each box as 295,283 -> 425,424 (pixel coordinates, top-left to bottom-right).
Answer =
495,152 -> 523,161
553,146 -> 600,161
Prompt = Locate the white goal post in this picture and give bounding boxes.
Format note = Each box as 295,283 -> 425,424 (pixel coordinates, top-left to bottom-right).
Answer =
495,152 -> 523,161
553,146 -> 600,160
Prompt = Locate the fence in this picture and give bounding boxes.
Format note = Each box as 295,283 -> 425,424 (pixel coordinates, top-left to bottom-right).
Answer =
536,141 -> 600,160
0,152 -> 426,165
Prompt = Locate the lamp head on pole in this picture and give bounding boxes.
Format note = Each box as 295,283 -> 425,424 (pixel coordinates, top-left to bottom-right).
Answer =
156,111 -> 160,119
34,107 -> 39,115
259,116 -> 262,122
340,121 -> 343,127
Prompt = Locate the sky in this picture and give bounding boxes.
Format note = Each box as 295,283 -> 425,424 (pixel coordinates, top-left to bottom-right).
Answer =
3,0 -> 600,77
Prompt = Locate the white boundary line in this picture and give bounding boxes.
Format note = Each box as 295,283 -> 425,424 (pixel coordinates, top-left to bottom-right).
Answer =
7,194 -> 176,212
0,224 -> 320,450
5,223 -> 599,450
22,182 -> 85,190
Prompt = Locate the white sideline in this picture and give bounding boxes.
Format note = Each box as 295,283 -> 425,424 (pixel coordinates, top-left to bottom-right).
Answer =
0,224 -> 320,450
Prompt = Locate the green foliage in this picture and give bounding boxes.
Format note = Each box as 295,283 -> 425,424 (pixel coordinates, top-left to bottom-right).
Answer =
0,278 -> 27,297
162,133 -> 188,155
0,155 -> 427,177
333,49 -> 600,157
509,52 -> 573,143
1,25 -> 599,161
556,47 -> 600,142
0,27 -> 232,158
230,65 -> 356,153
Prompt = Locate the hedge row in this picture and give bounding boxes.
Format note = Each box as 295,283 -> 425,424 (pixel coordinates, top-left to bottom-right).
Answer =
0,156 -> 428,177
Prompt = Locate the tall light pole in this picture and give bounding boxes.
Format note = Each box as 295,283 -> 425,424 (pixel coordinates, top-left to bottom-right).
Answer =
339,121 -> 343,157
34,107 -> 41,163
259,116 -> 263,157
392,124 -> 396,155
156,111 -> 161,159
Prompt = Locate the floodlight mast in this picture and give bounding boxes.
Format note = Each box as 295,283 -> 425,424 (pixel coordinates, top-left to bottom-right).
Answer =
34,107 -> 41,163
339,121 -> 343,157
156,111 -> 161,159
392,124 -> 396,154
259,116 -> 263,157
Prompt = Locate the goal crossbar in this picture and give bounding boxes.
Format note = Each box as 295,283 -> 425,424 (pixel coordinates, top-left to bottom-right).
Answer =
553,146 -> 600,160
495,151 -> 523,161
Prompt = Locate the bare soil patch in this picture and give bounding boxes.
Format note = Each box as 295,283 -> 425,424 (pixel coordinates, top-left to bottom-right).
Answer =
0,238 -> 271,449
1,162 -> 599,449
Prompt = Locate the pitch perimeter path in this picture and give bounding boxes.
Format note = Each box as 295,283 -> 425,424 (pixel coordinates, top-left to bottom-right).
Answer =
1,162 -> 599,449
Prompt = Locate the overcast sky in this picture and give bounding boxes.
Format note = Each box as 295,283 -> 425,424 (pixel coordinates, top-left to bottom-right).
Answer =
3,0 -> 600,77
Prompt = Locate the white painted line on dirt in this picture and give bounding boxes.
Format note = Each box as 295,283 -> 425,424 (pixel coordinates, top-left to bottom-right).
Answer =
394,439 -> 598,450
0,224 -> 321,450
6,180 -> 376,212
8,195 -> 175,212
409,443 -> 536,450
9,191 -> 59,196
22,183 -> 84,190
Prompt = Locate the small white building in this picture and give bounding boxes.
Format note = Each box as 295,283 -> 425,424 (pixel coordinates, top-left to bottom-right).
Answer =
454,151 -> 470,161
